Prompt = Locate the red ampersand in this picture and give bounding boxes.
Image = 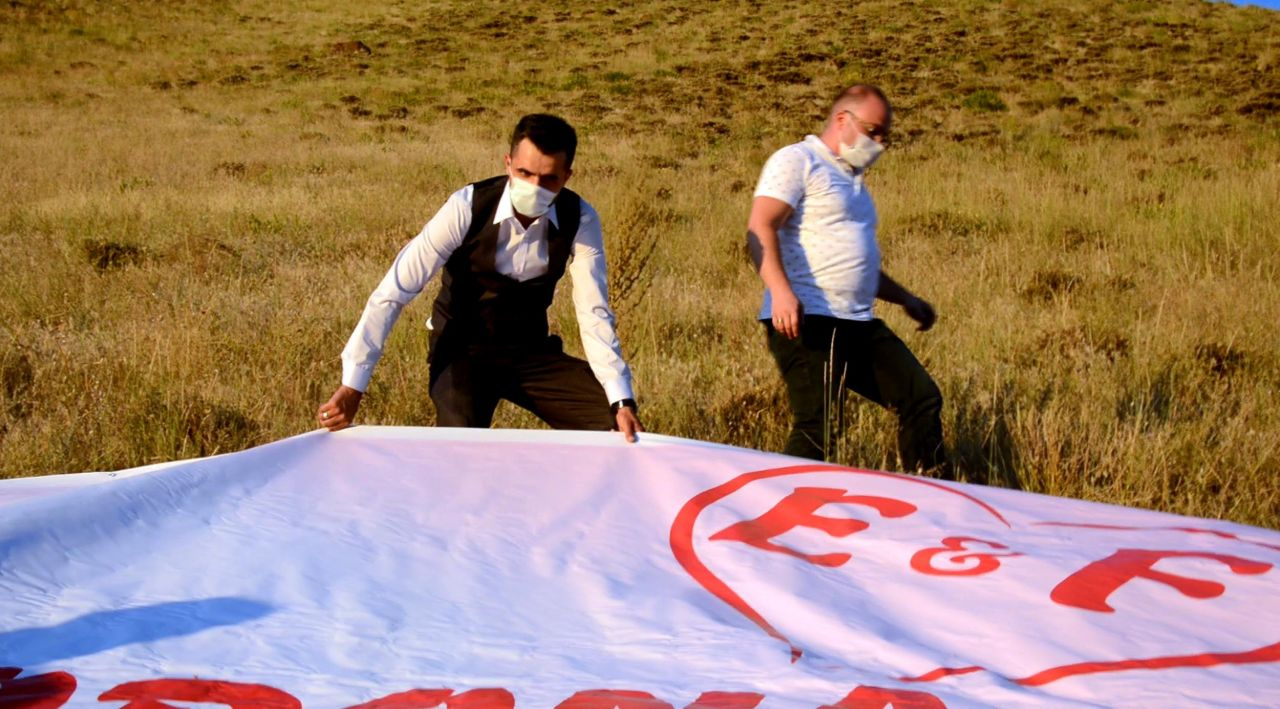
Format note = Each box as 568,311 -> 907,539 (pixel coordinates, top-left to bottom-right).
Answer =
910,537 -> 1021,576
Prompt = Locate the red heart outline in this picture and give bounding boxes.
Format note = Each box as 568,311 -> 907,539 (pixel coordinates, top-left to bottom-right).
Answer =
668,464 -> 1280,689
669,464 -> 1009,661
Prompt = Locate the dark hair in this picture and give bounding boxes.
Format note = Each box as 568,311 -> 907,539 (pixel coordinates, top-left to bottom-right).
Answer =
509,113 -> 578,168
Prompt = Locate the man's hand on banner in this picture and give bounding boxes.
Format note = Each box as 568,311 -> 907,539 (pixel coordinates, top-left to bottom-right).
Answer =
318,386 -> 363,432
613,400 -> 643,443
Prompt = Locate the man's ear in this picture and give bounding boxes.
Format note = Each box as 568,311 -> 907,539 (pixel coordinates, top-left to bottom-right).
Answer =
503,154 -> 512,171
562,167 -> 573,185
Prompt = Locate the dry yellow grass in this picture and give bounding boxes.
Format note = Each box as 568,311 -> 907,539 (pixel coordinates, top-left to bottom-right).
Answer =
1,0 -> 1277,527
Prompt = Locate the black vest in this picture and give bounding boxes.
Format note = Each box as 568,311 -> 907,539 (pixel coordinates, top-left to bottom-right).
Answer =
428,175 -> 581,363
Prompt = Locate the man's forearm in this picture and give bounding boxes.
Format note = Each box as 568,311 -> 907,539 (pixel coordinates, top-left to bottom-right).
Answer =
876,270 -> 915,305
878,270 -> 937,331
747,226 -> 794,295
576,317 -> 635,404
568,250 -> 635,404
340,292 -> 408,392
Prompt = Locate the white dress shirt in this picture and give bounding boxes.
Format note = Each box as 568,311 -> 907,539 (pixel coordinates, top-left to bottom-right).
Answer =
341,180 -> 635,404
753,134 -> 881,322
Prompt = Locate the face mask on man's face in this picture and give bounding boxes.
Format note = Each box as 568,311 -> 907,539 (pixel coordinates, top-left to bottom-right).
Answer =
508,175 -> 557,217
838,132 -> 885,172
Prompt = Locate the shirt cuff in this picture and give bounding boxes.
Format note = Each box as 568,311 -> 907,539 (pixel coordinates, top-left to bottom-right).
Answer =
341,363 -> 373,393
603,378 -> 634,406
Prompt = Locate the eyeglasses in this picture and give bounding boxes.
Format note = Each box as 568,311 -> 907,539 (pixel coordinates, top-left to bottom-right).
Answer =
841,110 -> 891,142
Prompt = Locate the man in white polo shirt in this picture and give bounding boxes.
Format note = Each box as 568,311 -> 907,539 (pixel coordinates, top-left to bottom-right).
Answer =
746,84 -> 949,477
316,114 -> 642,441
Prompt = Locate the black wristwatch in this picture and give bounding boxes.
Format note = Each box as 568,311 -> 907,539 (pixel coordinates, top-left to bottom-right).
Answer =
611,398 -> 638,415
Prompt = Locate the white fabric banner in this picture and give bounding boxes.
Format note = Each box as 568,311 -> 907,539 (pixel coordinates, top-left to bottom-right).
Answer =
1,427 -> 1277,708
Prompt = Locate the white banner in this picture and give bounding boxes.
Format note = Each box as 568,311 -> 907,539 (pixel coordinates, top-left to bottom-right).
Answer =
1,427 -> 1277,707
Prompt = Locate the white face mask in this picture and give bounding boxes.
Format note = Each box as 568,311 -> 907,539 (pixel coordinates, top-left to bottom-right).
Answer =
838,132 -> 885,171
508,176 -> 557,218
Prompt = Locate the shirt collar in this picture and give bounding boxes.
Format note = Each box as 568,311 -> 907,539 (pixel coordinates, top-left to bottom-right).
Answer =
804,134 -> 859,176
494,179 -> 560,229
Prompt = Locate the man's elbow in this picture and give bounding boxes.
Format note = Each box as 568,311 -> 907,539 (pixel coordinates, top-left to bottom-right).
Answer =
578,303 -> 617,325
744,230 -> 765,269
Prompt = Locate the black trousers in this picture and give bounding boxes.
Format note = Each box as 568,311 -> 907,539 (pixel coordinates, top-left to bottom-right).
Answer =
765,316 -> 949,476
428,341 -> 614,431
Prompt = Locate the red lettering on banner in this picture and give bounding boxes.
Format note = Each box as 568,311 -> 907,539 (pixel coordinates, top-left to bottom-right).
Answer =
683,691 -> 765,708
900,666 -> 983,683
346,688 -> 514,708
821,685 -> 946,708
1013,640 -> 1280,686
1050,549 -> 1273,612
910,537 -> 1021,577
98,679 -> 301,708
671,465 -> 1010,661
0,667 -> 76,709
710,487 -> 917,567
345,689 -> 452,708
554,689 -> 674,708
1034,521 -> 1280,553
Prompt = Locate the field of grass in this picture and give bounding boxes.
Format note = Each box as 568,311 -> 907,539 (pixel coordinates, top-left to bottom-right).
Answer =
1,0 -> 1277,527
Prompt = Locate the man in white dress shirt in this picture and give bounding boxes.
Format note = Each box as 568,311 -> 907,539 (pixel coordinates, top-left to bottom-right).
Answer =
747,85 -> 949,476
318,114 -> 642,441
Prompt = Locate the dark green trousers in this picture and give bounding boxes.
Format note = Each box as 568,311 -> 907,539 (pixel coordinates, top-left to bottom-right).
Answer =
765,316 -> 949,477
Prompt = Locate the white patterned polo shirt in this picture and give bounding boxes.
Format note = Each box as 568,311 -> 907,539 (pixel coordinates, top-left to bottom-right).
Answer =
753,134 -> 881,322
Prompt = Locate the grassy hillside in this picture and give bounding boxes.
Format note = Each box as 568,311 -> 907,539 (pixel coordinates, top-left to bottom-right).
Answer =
1,0 -> 1277,527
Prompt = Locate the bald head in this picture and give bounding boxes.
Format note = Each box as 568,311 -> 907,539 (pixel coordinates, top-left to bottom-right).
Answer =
819,84 -> 893,157
827,84 -> 892,128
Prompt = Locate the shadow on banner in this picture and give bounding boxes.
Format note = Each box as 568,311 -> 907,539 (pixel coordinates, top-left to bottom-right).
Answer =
0,597 -> 275,666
